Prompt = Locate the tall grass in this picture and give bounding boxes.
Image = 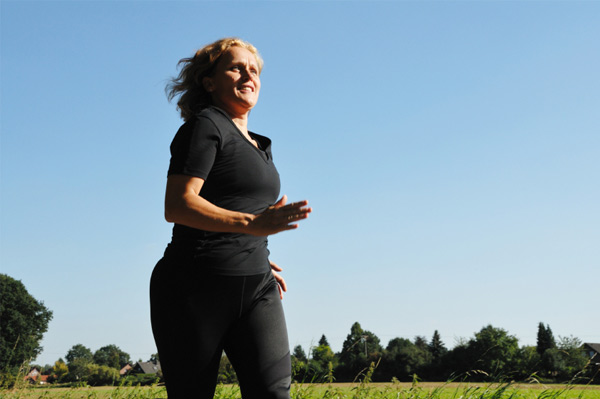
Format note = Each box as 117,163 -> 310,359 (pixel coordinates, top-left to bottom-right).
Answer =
2,380 -> 598,399
0,382 -> 600,399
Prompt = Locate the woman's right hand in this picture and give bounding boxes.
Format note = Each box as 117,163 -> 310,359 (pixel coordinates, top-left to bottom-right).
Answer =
165,175 -> 311,236
247,195 -> 312,236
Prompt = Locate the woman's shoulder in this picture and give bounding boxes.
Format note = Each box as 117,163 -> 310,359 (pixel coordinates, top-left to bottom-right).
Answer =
177,107 -> 227,137
195,106 -> 231,125
171,108 -> 224,145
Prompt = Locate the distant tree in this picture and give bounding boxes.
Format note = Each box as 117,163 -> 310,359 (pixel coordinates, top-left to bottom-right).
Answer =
65,344 -> 93,366
0,274 -> 53,373
93,345 -> 130,369
428,330 -> 447,360
557,335 -> 582,351
442,338 -> 473,380
318,335 -> 330,348
65,359 -> 91,382
291,345 -> 308,382
554,335 -> 589,382
86,364 -> 119,386
513,345 -> 541,381
412,336 -> 433,377
336,322 -> 382,382
65,344 -> 94,381
414,336 -> 428,350
379,337 -> 432,382
536,322 -> 556,355
427,330 -> 448,380
468,325 -> 519,379
541,348 -> 562,379
379,337 -> 414,381
311,335 -> 336,381
444,325 -> 519,381
51,358 -> 69,382
292,345 -> 307,362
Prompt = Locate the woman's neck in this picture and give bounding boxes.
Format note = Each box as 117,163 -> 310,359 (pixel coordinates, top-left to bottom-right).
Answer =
211,100 -> 251,134
229,112 -> 258,148
231,115 -> 249,135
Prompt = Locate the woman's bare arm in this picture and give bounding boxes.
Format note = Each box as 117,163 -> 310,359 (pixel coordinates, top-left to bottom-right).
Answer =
164,174 -> 311,236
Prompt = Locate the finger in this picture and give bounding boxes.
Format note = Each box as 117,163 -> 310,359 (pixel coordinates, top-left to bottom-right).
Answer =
272,270 -> 282,283
272,270 -> 287,297
283,212 -> 310,224
269,260 -> 282,272
280,200 -> 310,211
282,208 -> 312,220
272,195 -> 288,209
279,223 -> 300,232
280,278 -> 287,293
274,272 -> 287,293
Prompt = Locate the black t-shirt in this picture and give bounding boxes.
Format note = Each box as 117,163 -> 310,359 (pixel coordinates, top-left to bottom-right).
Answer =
165,106 -> 281,276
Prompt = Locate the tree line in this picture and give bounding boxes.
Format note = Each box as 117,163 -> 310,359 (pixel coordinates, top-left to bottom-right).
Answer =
0,274 -> 159,387
1,274 -> 597,386
286,322 -> 597,384
12,321 -> 597,388
24,343 -> 161,386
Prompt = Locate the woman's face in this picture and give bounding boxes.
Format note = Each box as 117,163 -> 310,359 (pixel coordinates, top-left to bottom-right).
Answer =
203,46 -> 261,116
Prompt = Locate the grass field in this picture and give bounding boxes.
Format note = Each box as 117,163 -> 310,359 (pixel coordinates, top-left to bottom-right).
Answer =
2,382 -> 599,399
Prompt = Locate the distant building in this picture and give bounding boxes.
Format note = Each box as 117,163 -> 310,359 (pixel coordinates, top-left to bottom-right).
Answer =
583,343 -> 600,366
119,364 -> 133,376
24,367 -> 50,384
132,361 -> 162,374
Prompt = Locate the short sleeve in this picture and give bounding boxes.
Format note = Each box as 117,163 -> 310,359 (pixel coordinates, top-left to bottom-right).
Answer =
167,116 -> 221,179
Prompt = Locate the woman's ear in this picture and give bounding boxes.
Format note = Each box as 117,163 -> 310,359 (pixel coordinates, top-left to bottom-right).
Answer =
202,77 -> 214,92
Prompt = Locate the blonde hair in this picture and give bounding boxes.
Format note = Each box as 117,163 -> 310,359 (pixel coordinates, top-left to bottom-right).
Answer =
166,38 -> 264,121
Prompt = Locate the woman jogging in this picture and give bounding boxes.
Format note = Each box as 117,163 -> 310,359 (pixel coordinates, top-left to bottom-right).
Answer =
150,37 -> 311,399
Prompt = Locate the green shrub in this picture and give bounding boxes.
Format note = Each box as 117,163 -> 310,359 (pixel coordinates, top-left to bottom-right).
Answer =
85,364 -> 119,386
121,373 -> 161,386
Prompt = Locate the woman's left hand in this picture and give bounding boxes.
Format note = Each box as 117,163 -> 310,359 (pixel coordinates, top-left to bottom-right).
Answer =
270,260 -> 287,299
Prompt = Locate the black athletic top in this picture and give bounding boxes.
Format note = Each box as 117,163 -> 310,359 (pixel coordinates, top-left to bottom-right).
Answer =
165,106 -> 281,276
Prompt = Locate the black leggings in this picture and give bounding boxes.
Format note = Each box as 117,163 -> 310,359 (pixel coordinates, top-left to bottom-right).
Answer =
150,257 -> 291,399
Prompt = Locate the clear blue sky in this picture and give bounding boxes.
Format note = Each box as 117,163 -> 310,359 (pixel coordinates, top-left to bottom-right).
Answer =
1,1 -> 599,367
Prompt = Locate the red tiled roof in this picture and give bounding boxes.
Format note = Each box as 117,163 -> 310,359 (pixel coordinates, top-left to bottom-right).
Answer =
24,374 -> 50,382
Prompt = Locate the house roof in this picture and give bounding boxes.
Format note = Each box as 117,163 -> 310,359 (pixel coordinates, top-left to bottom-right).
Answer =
135,361 -> 161,374
584,343 -> 600,354
120,364 -> 133,375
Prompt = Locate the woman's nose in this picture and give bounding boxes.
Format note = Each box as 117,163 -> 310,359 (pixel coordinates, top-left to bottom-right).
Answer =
241,67 -> 251,79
